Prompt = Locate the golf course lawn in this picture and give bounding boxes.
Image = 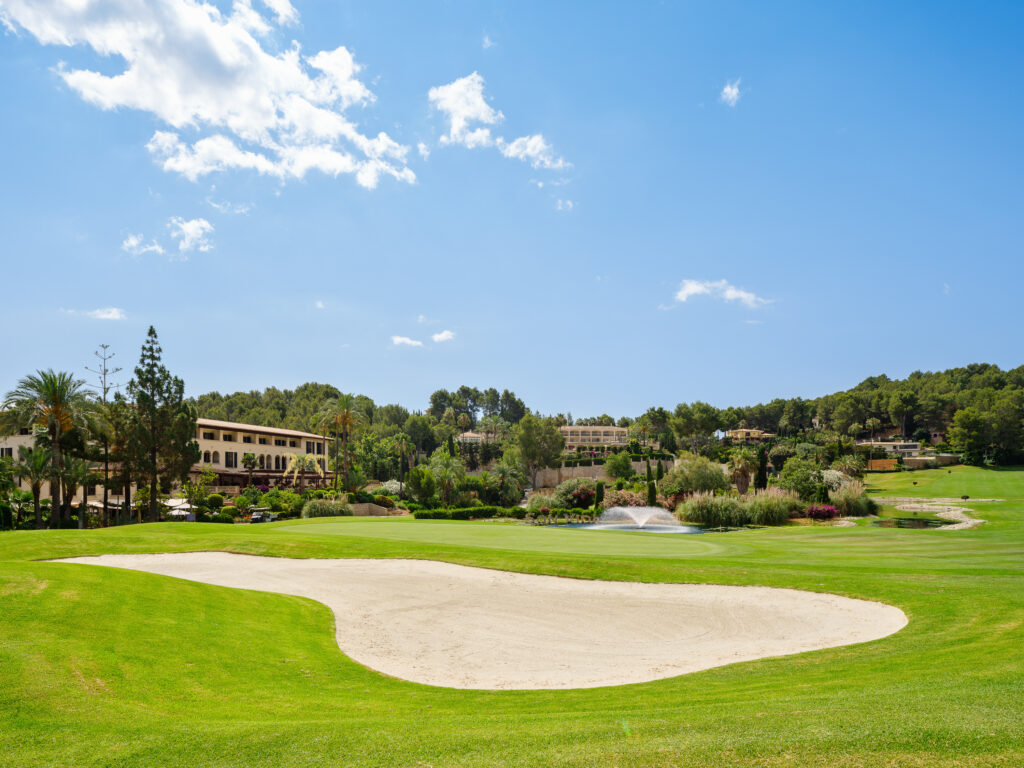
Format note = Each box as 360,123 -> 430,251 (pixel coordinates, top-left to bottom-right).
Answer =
1,467 -> 1022,767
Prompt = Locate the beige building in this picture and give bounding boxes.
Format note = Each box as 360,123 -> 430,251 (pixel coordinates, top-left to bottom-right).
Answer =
727,428 -> 776,443
856,440 -> 922,458
559,425 -> 629,448
0,417 -> 332,505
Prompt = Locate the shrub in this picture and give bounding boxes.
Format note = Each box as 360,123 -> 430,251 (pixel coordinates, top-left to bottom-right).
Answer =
830,480 -> 877,517
820,469 -> 847,491
302,500 -> 353,518
209,511 -> 234,524
677,493 -> 748,527
660,454 -> 729,497
373,494 -> 396,509
604,451 -> 635,480
380,479 -> 402,496
768,444 -> 796,472
553,478 -> 597,509
206,493 -> 224,510
743,488 -> 800,525
526,493 -> 559,511
805,504 -> 839,520
777,457 -> 823,500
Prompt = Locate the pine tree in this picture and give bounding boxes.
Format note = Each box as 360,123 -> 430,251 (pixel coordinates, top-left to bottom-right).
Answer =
126,327 -> 199,522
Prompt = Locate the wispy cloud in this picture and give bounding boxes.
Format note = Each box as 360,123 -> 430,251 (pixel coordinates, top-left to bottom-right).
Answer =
671,279 -> 770,309
63,307 -> 127,321
121,233 -> 165,256
206,197 -> 251,214
169,217 -> 214,255
314,300 -> 325,310
556,199 -> 574,211
391,335 -> 423,347
432,329 -> 455,342
720,78 -> 742,107
482,34 -> 495,49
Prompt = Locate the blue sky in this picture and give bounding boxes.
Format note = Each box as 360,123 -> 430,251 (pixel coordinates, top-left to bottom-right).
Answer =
1,1 -> 1022,419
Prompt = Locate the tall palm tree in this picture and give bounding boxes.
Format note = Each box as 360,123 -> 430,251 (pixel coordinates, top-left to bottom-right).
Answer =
457,412 -> 471,433
727,447 -> 757,495
241,452 -> 258,487
283,453 -> 324,494
392,432 -> 411,492
865,417 -> 881,441
14,445 -> 50,529
1,370 -> 93,527
316,394 -> 362,491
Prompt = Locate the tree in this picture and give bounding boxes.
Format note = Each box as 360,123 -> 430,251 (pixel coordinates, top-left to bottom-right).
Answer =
317,394 -> 363,491
1,370 -> 93,528
754,447 -> 769,490
604,450 -> 635,481
283,453 -> 324,494
402,413 -> 437,456
646,481 -> 657,506
126,327 -> 200,522
948,407 -> 991,465
513,415 -> 565,487
14,445 -> 50,529
392,432 -> 411,492
182,465 -> 217,516
888,390 -> 918,437
727,448 -> 757,495
60,456 -> 96,529
430,449 -> 466,507
406,466 -> 436,506
242,452 -> 258,486
777,457 -> 823,500
85,344 -> 121,527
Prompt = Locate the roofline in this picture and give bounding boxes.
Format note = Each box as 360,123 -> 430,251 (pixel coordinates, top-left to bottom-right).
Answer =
196,418 -> 332,442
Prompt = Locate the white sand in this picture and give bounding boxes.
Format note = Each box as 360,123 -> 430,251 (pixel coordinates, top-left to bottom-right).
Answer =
58,553 -> 907,690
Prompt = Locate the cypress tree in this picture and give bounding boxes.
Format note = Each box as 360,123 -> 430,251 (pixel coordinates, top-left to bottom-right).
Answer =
645,458 -> 653,483
754,447 -> 769,490
647,481 -> 657,506
447,433 -> 456,457
656,461 -> 664,481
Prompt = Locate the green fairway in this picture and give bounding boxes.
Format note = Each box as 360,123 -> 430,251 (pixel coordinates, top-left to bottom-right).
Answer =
1,472 -> 1022,767
865,464 -> 1024,499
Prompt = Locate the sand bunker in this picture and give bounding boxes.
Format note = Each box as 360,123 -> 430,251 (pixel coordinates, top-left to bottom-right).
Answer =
58,553 -> 906,690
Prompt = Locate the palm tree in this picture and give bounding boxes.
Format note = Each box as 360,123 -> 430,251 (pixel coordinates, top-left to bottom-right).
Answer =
60,456 -> 96,529
429,449 -> 465,507
241,452 -> 258,487
492,456 -> 525,504
316,394 -> 362,491
14,445 -> 50,529
283,453 -> 324,494
457,412 -> 471,433
1,370 -> 93,527
727,447 -> 757,495
865,417 -> 881,441
392,432 -> 411,492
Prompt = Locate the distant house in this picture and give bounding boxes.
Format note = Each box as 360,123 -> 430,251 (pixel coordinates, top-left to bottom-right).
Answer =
726,428 -> 776,443
559,425 -> 629,448
456,430 -> 487,444
857,440 -> 922,458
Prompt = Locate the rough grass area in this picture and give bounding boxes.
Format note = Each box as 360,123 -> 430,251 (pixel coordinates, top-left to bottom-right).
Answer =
0,468 -> 1022,767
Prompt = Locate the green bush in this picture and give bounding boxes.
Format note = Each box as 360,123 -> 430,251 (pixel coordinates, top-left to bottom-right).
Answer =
830,480 -> 878,517
526,492 -> 559,511
412,506 -> 529,520
777,457 -> 824,500
553,478 -> 597,509
302,499 -> 353,518
209,511 -> 234,524
743,489 -> 800,525
604,451 -> 635,480
660,454 -> 729,498
206,493 -> 224,510
372,494 -> 396,509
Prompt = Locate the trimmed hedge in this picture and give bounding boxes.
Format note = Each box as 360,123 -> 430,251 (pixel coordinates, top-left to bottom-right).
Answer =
412,506 -> 533,520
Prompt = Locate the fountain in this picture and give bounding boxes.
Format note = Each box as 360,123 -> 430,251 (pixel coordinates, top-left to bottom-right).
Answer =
561,506 -> 702,534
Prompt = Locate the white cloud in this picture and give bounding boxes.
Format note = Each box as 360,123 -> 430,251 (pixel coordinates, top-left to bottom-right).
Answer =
206,197 -> 251,214
168,217 -> 214,255
432,329 -> 455,343
482,34 -> 494,49
417,314 -> 428,323
428,72 -> 568,170
673,279 -> 769,309
63,307 -> 126,321
1,0 -> 413,189
417,142 -> 431,160
121,233 -> 165,256
391,335 -> 423,347
556,199 -> 574,211
314,300 -> 325,310
720,78 -> 742,107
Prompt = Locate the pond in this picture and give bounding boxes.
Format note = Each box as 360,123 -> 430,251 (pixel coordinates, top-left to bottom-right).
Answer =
872,517 -> 947,529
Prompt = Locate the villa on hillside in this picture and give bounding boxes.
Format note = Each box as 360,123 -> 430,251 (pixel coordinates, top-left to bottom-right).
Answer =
856,440 -> 922,458
559,425 -> 629,448
726,428 -> 776,443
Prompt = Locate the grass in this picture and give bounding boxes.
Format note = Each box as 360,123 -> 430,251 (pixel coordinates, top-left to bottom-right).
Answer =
0,465 -> 1022,766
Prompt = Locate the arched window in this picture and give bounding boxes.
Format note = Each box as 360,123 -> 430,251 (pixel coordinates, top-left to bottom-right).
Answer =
274,455 -> 280,471
212,451 -> 220,464
258,454 -> 265,468
203,451 -> 211,463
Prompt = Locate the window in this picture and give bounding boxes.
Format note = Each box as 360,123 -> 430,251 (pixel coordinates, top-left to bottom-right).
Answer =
212,451 -> 220,464
289,440 -> 297,448
316,442 -> 323,455
86,485 -> 96,496
274,439 -> 286,447
274,455 -> 281,470
242,435 -> 253,444
306,441 -> 314,454
225,452 -> 238,469
203,451 -> 211,463
258,455 -> 266,468
18,428 -> 30,436
202,431 -> 216,440
222,434 -> 235,442
0,447 -> 12,458
258,437 -> 268,445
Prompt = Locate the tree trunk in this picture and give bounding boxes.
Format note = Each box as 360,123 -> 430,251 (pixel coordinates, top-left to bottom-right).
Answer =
148,446 -> 159,523
101,442 -> 110,527
50,440 -> 62,529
